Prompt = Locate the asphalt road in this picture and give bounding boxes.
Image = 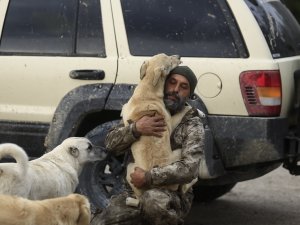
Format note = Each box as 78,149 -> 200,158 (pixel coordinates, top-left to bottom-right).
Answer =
185,166 -> 300,225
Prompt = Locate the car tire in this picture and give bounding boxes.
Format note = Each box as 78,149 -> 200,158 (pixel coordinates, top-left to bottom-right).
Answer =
76,120 -> 126,212
193,183 -> 236,202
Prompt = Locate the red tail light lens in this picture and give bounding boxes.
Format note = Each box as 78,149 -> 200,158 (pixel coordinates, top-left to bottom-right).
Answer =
239,70 -> 281,116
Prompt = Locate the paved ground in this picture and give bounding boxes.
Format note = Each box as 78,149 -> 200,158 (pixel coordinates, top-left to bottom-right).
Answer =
185,166 -> 300,225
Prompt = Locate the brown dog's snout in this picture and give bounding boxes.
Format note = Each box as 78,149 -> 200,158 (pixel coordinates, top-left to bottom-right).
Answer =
171,55 -> 182,65
172,54 -> 181,60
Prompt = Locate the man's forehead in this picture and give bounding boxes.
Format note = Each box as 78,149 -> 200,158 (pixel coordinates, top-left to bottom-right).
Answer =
168,74 -> 190,84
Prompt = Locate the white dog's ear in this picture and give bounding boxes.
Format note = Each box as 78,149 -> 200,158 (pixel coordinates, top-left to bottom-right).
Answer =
69,147 -> 79,158
152,67 -> 163,86
140,60 -> 149,80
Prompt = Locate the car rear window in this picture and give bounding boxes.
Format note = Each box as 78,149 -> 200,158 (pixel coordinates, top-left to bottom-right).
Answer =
121,0 -> 248,58
245,0 -> 300,58
0,0 -> 105,57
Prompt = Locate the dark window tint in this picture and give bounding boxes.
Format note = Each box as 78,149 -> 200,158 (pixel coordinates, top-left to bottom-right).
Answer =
0,0 -> 105,56
245,0 -> 300,58
76,0 -> 105,56
0,0 -> 76,54
121,0 -> 247,58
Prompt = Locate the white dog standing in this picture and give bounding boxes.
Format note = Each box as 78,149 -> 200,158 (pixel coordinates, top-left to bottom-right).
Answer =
0,137 -> 106,199
121,53 -> 182,198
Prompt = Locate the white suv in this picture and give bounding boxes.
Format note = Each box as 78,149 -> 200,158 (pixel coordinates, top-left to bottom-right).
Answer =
0,0 -> 300,209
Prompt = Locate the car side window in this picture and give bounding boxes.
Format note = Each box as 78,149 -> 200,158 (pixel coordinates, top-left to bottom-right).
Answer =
0,0 -> 105,57
76,0 -> 106,56
121,0 -> 248,58
245,0 -> 300,58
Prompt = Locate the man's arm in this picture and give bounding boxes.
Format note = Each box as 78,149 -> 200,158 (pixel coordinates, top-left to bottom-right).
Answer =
104,121 -> 138,155
105,114 -> 167,155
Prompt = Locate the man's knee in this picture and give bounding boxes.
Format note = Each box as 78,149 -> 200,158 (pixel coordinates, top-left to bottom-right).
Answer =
140,189 -> 183,225
91,193 -> 142,225
140,189 -> 170,212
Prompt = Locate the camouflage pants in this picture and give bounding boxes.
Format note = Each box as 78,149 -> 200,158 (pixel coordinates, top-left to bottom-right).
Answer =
90,189 -> 194,225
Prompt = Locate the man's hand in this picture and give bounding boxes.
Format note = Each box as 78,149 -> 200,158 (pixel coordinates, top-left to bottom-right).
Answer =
135,114 -> 166,137
130,167 -> 147,188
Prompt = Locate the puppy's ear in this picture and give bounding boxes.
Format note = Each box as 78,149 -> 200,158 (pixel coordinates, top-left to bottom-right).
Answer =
152,67 -> 163,86
69,147 -> 79,158
76,198 -> 91,225
140,60 -> 149,80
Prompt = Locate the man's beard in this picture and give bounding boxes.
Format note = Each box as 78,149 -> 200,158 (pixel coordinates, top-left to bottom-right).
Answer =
163,92 -> 187,115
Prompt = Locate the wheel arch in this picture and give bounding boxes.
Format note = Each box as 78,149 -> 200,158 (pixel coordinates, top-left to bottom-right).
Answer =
45,83 -> 114,151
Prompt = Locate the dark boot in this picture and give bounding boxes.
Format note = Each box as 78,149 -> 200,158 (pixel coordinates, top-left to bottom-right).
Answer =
90,193 -> 142,225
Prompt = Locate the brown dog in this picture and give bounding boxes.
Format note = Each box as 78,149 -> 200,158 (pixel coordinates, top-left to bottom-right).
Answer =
0,193 -> 91,225
121,53 -> 181,197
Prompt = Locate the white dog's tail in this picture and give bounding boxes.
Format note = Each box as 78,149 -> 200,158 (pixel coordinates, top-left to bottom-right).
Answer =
0,143 -> 29,175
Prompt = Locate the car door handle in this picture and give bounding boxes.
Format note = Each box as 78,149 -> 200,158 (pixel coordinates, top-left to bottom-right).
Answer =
69,70 -> 105,80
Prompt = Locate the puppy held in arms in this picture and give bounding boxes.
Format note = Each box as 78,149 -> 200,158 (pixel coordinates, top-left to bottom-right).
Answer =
0,137 -> 107,200
121,53 -> 182,198
0,193 -> 91,225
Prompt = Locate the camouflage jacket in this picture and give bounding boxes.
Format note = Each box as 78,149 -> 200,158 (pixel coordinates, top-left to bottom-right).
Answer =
105,106 -> 205,188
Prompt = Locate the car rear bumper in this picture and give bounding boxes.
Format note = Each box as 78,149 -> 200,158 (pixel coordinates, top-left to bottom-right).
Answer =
208,116 -> 288,168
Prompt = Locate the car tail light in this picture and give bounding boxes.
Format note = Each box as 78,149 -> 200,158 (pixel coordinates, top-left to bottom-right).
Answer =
239,70 -> 281,116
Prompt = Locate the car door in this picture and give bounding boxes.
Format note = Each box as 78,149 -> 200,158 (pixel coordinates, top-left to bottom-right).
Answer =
0,0 -> 118,123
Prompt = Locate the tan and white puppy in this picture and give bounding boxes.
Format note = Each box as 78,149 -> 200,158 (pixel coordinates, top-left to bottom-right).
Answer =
0,137 -> 106,200
0,193 -> 91,225
121,53 -> 182,197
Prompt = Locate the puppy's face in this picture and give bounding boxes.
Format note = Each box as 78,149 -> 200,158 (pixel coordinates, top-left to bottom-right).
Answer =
140,53 -> 182,86
62,137 -> 107,164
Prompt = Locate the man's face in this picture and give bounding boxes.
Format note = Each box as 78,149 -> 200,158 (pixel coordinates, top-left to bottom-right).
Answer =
164,74 -> 191,115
